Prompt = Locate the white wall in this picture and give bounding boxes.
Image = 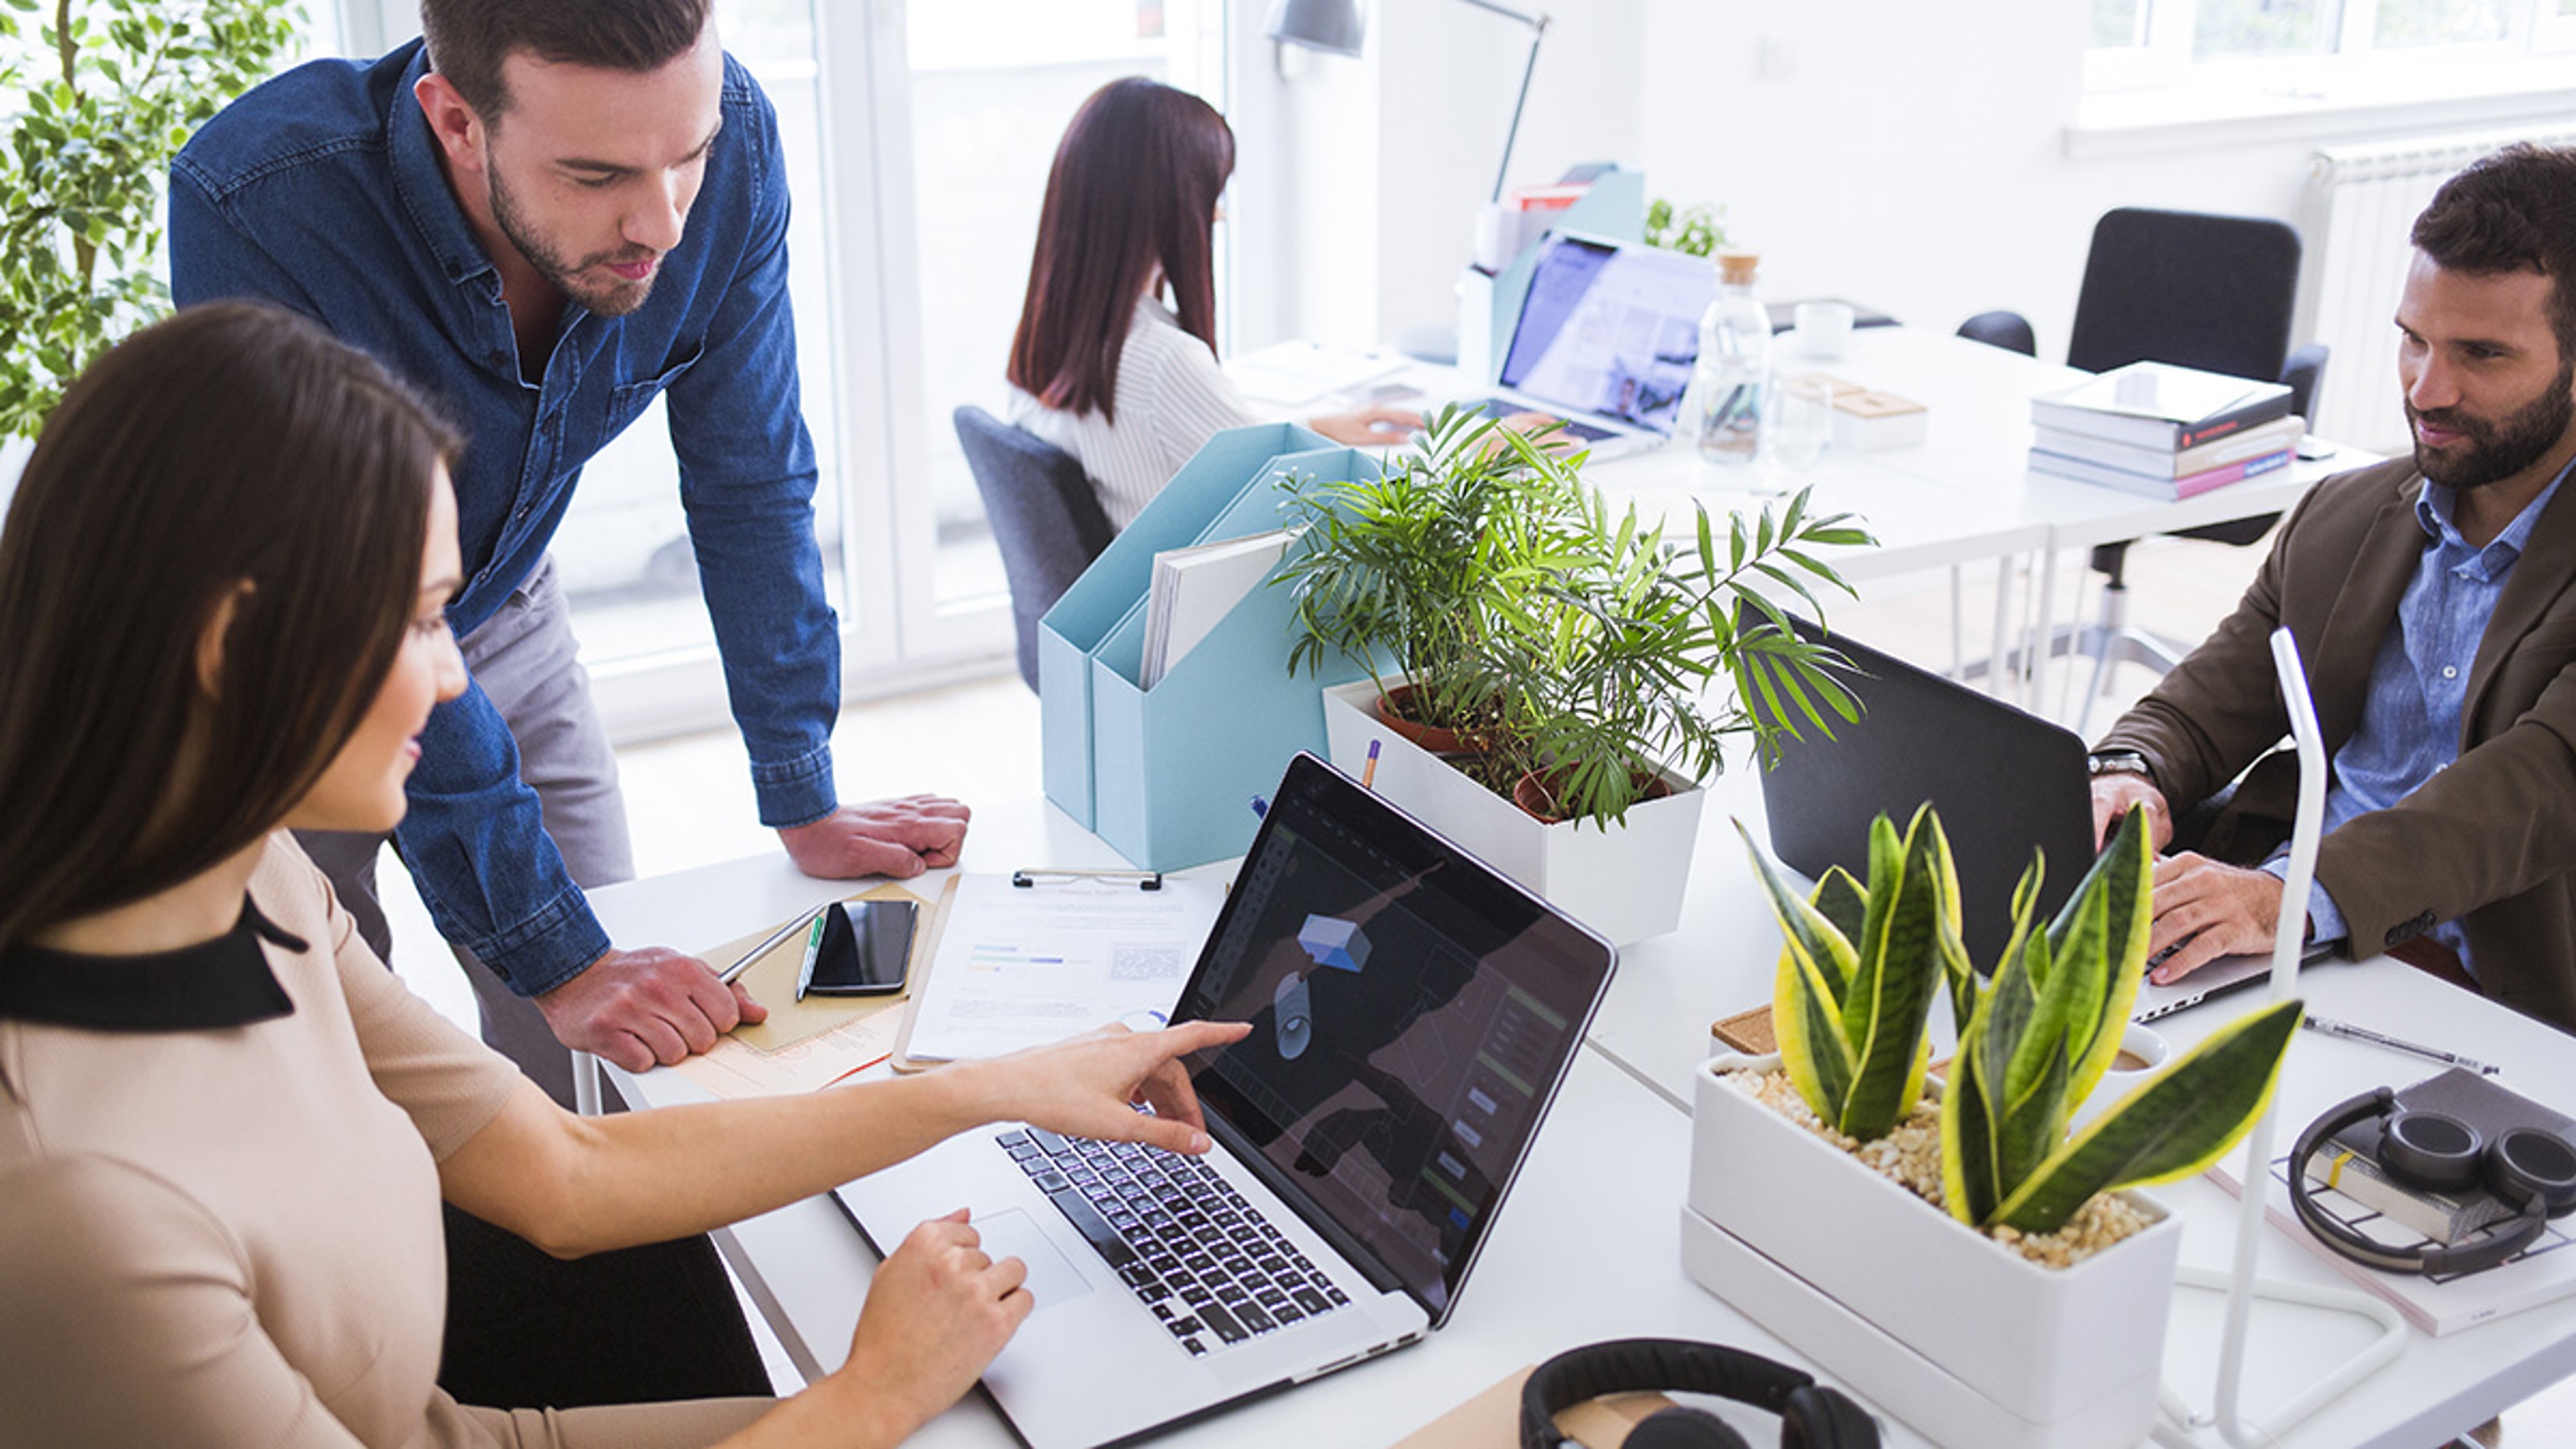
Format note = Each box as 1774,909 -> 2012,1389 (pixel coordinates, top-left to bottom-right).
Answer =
1250,0 -> 2576,413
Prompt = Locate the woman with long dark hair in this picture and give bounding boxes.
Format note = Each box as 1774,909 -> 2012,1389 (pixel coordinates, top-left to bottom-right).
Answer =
0,302 -> 1246,1446
1006,76 -> 1416,529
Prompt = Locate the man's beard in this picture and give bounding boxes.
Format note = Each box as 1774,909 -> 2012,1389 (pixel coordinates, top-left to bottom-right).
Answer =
488,166 -> 657,319
2410,358 -> 2576,489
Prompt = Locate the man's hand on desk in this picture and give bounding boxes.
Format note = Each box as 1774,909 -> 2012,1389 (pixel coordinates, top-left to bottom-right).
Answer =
535,946 -> 766,1071
1307,405 -> 1421,447
779,794 -> 973,881
2143,854 -> 2294,985
2089,772 -> 2175,851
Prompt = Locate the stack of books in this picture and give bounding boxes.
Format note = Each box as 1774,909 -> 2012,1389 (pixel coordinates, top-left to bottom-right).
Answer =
2028,360 -> 2300,500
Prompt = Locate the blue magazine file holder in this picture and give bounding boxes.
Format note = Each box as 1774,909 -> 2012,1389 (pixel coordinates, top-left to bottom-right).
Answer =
1038,423 -> 1382,869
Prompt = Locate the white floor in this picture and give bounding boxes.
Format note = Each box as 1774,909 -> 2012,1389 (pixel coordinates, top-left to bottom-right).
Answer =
381,533 -> 2574,1441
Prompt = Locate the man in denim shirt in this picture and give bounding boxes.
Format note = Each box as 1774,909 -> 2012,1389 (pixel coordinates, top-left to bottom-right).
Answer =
2090,144 -> 2576,1032
172,0 -> 971,1095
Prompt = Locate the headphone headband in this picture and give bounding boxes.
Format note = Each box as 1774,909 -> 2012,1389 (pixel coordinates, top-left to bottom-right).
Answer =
1519,1337 -> 1878,1449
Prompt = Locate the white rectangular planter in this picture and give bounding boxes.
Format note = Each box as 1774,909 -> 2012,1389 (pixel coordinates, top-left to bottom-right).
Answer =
1682,1054 -> 2180,1449
1320,678 -> 1704,944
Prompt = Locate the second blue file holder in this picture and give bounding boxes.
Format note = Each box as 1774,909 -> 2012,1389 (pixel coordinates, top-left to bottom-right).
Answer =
1038,423 -> 1383,870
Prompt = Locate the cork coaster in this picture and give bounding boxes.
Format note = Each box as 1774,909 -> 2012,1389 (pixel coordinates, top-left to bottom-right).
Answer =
1712,1004 -> 1778,1055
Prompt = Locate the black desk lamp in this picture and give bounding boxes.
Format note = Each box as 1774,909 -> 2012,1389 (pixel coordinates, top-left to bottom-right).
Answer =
1263,0 -> 1552,205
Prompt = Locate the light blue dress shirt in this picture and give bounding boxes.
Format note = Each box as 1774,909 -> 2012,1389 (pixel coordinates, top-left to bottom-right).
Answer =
2266,466 -> 2572,972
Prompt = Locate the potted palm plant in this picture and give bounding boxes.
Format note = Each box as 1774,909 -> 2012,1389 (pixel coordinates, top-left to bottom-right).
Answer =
1281,407 -> 1867,941
1683,805 -> 2303,1449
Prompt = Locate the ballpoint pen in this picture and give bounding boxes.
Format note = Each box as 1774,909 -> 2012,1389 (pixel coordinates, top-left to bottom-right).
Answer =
2300,1012 -> 2500,1076
717,901 -> 829,985
792,910 -> 830,1004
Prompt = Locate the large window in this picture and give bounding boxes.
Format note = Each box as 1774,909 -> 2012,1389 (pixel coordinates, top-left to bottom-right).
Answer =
2085,0 -> 2573,97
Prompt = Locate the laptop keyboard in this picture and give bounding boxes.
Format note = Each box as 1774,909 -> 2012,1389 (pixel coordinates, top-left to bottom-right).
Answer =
997,1126 -> 1350,1356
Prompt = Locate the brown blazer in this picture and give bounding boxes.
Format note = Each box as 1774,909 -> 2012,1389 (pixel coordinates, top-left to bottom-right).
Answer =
2099,456 -> 2576,1032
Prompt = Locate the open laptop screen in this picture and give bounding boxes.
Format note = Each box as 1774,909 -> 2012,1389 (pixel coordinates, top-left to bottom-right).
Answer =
1497,234 -> 1711,434
1172,755 -> 1611,1322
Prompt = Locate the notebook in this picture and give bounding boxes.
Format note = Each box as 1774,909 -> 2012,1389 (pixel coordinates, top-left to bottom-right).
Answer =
834,752 -> 1617,1449
1452,233 -> 1713,460
1752,618 -> 2328,1004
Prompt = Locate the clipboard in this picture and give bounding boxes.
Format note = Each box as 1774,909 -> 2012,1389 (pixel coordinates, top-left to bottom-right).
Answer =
890,868 -> 1226,1073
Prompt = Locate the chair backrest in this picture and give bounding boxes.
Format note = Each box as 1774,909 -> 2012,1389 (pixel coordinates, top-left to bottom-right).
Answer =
2067,208 -> 2302,386
953,405 -> 1116,690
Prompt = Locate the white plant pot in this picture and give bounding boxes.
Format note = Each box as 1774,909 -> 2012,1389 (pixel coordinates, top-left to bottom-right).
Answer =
1319,678 -> 1704,944
1682,1053 -> 2182,1449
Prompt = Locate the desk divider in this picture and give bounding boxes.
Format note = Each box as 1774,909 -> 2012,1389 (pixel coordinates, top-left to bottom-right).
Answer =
1038,423 -> 1384,870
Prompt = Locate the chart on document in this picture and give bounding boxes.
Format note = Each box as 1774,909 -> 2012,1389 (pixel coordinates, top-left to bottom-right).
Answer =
898,871 -> 1228,1065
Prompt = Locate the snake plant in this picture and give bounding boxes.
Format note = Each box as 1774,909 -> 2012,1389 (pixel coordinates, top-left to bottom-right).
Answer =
1742,804 -> 2304,1237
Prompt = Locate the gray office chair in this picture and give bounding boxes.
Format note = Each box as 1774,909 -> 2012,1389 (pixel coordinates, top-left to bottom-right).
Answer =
1957,207 -> 2329,725
954,405 -> 1116,692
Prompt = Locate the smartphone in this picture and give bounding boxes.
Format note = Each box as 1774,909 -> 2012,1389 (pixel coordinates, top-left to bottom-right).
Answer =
799,900 -> 918,997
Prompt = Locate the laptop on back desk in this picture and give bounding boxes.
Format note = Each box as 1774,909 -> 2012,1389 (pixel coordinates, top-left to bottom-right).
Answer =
834,752 -> 1616,1448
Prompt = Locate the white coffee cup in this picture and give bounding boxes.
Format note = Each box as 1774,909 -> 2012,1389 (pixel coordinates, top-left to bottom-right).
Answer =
1794,300 -> 1856,359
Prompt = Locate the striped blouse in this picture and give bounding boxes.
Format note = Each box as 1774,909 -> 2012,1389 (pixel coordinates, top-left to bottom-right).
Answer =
1006,294 -> 1264,531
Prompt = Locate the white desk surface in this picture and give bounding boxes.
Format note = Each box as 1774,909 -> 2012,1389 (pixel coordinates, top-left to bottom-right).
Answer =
594,781 -> 2573,1449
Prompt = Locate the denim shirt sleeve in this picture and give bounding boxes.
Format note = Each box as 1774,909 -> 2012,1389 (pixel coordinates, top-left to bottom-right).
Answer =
2260,854 -> 2349,949
662,86 -> 839,829
392,677 -> 611,995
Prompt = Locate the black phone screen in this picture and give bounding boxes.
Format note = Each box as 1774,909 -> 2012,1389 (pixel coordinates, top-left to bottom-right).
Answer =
806,900 -> 918,995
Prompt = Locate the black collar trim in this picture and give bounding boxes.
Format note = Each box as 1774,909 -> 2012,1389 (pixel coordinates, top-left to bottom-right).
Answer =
0,897 -> 304,1031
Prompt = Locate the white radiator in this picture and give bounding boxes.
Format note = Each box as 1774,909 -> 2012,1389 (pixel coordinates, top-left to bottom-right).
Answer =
2300,126 -> 2576,457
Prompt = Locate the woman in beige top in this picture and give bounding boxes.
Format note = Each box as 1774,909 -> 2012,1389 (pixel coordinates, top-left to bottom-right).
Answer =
0,303 -> 1248,1448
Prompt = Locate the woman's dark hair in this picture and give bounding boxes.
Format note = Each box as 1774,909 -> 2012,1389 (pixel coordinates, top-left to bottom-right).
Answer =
421,0 -> 712,120
2413,142 -> 2576,360
1007,77 -> 1236,423
0,302 -> 459,951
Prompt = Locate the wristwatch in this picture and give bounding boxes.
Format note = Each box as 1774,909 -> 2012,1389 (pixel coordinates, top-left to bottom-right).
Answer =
2086,749 -> 2155,784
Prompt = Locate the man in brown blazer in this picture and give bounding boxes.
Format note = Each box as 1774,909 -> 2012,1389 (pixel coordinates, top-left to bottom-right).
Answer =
2089,144 -> 2576,1033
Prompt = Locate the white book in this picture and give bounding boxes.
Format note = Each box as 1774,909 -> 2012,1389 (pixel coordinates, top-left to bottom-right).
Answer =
1138,528 -> 1297,690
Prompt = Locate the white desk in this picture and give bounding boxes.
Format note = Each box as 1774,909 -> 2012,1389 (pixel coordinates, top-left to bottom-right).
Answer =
595,780 -> 2573,1449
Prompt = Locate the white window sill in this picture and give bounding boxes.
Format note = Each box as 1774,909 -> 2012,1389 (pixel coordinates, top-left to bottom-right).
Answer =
2067,58 -> 2576,160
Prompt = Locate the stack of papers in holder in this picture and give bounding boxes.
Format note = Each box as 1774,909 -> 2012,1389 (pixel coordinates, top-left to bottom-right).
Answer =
1138,528 -> 1297,690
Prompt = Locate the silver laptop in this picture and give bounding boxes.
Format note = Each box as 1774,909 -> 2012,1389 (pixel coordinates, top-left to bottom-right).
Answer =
1454,232 -> 1712,460
835,752 -> 1617,1449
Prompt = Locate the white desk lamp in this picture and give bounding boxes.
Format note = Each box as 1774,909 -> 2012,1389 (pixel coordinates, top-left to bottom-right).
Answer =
2153,627 -> 2406,1446
1262,0 -> 1552,205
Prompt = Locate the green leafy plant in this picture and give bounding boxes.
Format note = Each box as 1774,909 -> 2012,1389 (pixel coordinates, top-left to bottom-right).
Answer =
1644,197 -> 1728,259
0,0 -> 300,440
1279,405 -> 1870,826
1742,804 -> 2304,1236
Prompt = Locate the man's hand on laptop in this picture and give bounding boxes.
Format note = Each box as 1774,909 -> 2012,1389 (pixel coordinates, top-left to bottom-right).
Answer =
833,1208 -> 1032,1444
2143,854 -> 2285,985
2090,773 -> 2174,851
975,1020 -> 1253,1155
780,793 -> 973,881
535,945 -> 765,1071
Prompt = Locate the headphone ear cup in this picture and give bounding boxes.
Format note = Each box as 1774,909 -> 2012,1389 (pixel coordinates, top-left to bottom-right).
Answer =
1624,1405 -> 1753,1449
2488,1128 -> 2576,1218
1780,1384 -> 1881,1449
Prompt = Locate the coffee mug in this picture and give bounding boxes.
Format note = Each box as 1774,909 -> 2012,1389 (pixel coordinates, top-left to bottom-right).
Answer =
1794,301 -> 1856,359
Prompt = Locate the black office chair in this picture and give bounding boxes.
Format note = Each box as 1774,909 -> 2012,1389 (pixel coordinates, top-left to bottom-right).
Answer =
1956,207 -> 2329,724
954,405 -> 1116,692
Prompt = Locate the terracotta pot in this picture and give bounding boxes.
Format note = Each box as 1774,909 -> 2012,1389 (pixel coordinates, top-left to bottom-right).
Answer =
1372,683 -> 1492,755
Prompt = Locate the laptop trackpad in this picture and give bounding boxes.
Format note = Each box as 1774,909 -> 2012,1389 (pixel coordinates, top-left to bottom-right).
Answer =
974,1208 -> 1093,1312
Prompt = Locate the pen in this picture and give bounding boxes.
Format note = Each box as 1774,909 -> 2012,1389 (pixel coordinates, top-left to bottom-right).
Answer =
793,911 -> 829,1004
1362,739 -> 1381,790
717,901 -> 829,985
2300,1012 -> 2500,1076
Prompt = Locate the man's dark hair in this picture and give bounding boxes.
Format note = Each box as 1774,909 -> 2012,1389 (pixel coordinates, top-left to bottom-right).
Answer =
2413,142 -> 2576,359
419,0 -> 712,119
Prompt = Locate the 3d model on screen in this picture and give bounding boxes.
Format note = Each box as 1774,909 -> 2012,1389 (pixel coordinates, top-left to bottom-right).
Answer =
1275,914 -> 1373,1059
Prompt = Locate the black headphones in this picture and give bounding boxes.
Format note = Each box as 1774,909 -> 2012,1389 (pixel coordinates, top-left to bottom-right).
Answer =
1519,1338 -> 1880,1449
2289,1086 -> 2576,1277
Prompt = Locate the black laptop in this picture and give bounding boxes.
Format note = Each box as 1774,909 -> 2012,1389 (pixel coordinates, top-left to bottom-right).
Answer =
1753,619 -> 2099,967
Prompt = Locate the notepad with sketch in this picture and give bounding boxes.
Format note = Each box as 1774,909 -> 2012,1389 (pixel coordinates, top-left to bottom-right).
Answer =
891,871 -> 1229,1069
